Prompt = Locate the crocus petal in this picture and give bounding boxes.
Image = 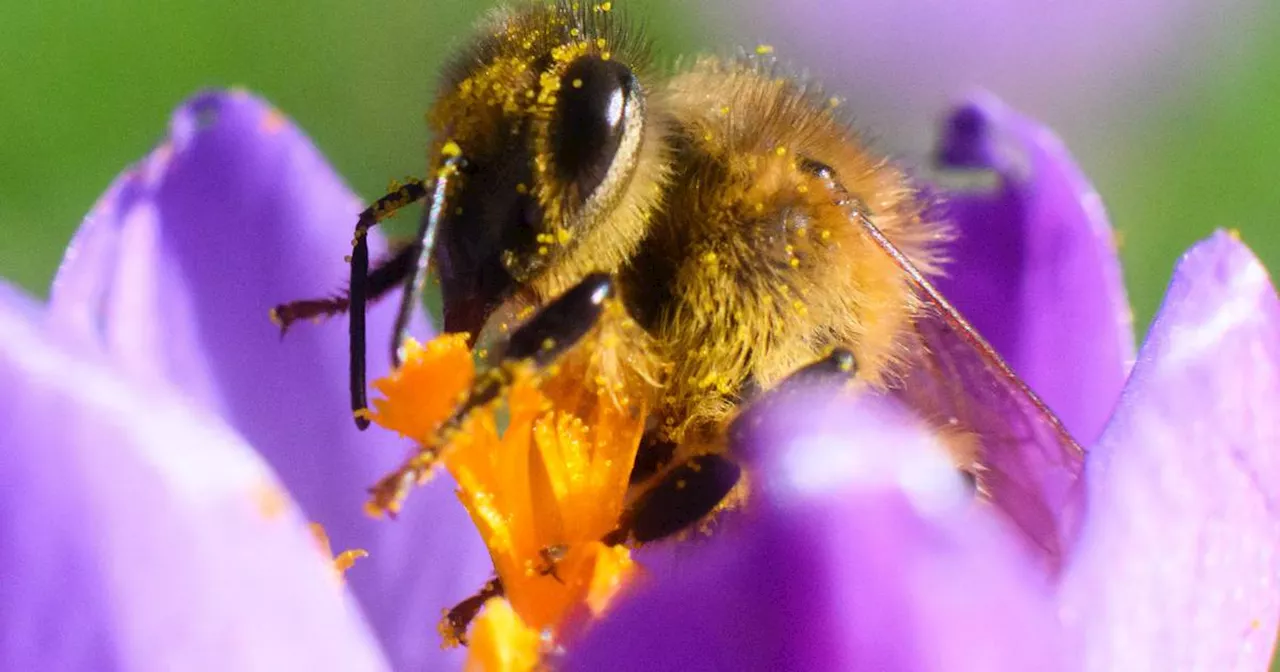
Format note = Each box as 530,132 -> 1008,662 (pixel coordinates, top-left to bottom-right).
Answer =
0,281 -> 39,323
48,90 -> 488,669
1059,232 -> 1280,670
569,391 -> 1062,671
0,284 -> 388,670
931,93 -> 1134,446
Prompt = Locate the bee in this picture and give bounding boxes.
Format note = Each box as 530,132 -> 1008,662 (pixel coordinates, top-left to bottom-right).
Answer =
273,0 -> 1080,574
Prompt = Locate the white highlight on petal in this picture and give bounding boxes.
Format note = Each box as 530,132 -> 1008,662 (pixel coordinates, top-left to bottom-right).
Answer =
769,399 -> 969,517
1160,255 -> 1270,371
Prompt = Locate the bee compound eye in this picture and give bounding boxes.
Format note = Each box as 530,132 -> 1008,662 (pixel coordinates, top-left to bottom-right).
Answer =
552,55 -> 637,202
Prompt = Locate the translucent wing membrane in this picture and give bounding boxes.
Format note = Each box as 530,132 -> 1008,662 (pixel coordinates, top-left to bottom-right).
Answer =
859,214 -> 1085,568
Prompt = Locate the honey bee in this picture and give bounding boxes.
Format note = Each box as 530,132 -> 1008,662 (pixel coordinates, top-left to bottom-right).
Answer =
274,0 -> 1080,580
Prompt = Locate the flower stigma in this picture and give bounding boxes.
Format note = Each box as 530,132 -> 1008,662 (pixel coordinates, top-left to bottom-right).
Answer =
360,313 -> 649,668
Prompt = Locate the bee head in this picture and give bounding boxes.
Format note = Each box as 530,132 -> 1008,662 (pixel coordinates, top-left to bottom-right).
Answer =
422,1 -> 660,341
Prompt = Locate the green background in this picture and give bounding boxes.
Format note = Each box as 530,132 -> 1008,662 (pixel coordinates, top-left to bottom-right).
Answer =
1,1 -> 1277,666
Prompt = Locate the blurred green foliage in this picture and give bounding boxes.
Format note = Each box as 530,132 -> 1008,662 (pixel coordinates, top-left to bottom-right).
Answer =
1097,11 -> 1280,332
1,0 -> 1277,339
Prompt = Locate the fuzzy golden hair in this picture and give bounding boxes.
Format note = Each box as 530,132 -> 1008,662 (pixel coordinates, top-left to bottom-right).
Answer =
626,56 -> 948,436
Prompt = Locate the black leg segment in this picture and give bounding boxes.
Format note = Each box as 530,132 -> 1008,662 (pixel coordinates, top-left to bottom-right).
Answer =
616,453 -> 743,544
348,178 -> 431,429
366,273 -> 615,515
438,273 -> 615,441
269,241 -> 422,335
609,348 -> 859,545
728,347 -> 857,450
442,575 -> 504,646
499,273 -> 613,366
628,431 -> 677,485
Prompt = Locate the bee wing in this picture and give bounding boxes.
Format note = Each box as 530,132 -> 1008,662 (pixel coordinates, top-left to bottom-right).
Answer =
857,214 -> 1085,566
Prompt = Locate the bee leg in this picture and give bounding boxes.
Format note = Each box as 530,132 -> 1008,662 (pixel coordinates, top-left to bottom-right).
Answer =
441,575 -> 504,647
348,179 -> 436,429
726,347 -> 857,446
269,240 -> 423,334
441,272 -> 615,427
610,453 -> 744,544
628,432 -> 677,485
367,274 -> 614,514
269,177 -> 431,429
607,348 -> 858,545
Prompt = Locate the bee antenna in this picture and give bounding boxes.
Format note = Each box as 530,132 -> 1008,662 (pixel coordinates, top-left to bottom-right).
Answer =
387,156 -> 463,369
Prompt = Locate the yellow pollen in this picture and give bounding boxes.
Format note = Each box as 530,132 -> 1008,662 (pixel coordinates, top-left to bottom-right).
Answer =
309,523 -> 368,583
362,326 -> 646,660
359,334 -> 475,443
253,481 -> 288,520
465,599 -> 541,672
755,44 -> 775,55
572,78 -> 584,89
441,140 -> 463,158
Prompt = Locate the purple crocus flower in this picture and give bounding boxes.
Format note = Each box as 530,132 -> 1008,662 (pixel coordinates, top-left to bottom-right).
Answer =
0,283 -> 388,670
565,99 -> 1280,670
1,91 -> 489,670
3,86 -> 1276,671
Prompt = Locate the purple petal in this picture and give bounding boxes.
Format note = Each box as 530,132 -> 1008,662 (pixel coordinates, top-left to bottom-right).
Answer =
48,90 -> 488,669
1059,232 -> 1280,670
931,94 -> 1134,446
0,281 -> 39,324
570,391 -> 1062,671
0,286 -> 388,670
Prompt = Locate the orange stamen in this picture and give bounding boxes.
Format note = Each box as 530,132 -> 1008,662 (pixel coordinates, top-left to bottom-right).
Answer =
361,325 -> 647,664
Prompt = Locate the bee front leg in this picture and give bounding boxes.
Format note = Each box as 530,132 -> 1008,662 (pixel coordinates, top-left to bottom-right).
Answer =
270,178 -> 431,428
269,240 -> 424,333
608,348 -> 858,545
441,272 -> 615,426
367,274 -> 615,513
